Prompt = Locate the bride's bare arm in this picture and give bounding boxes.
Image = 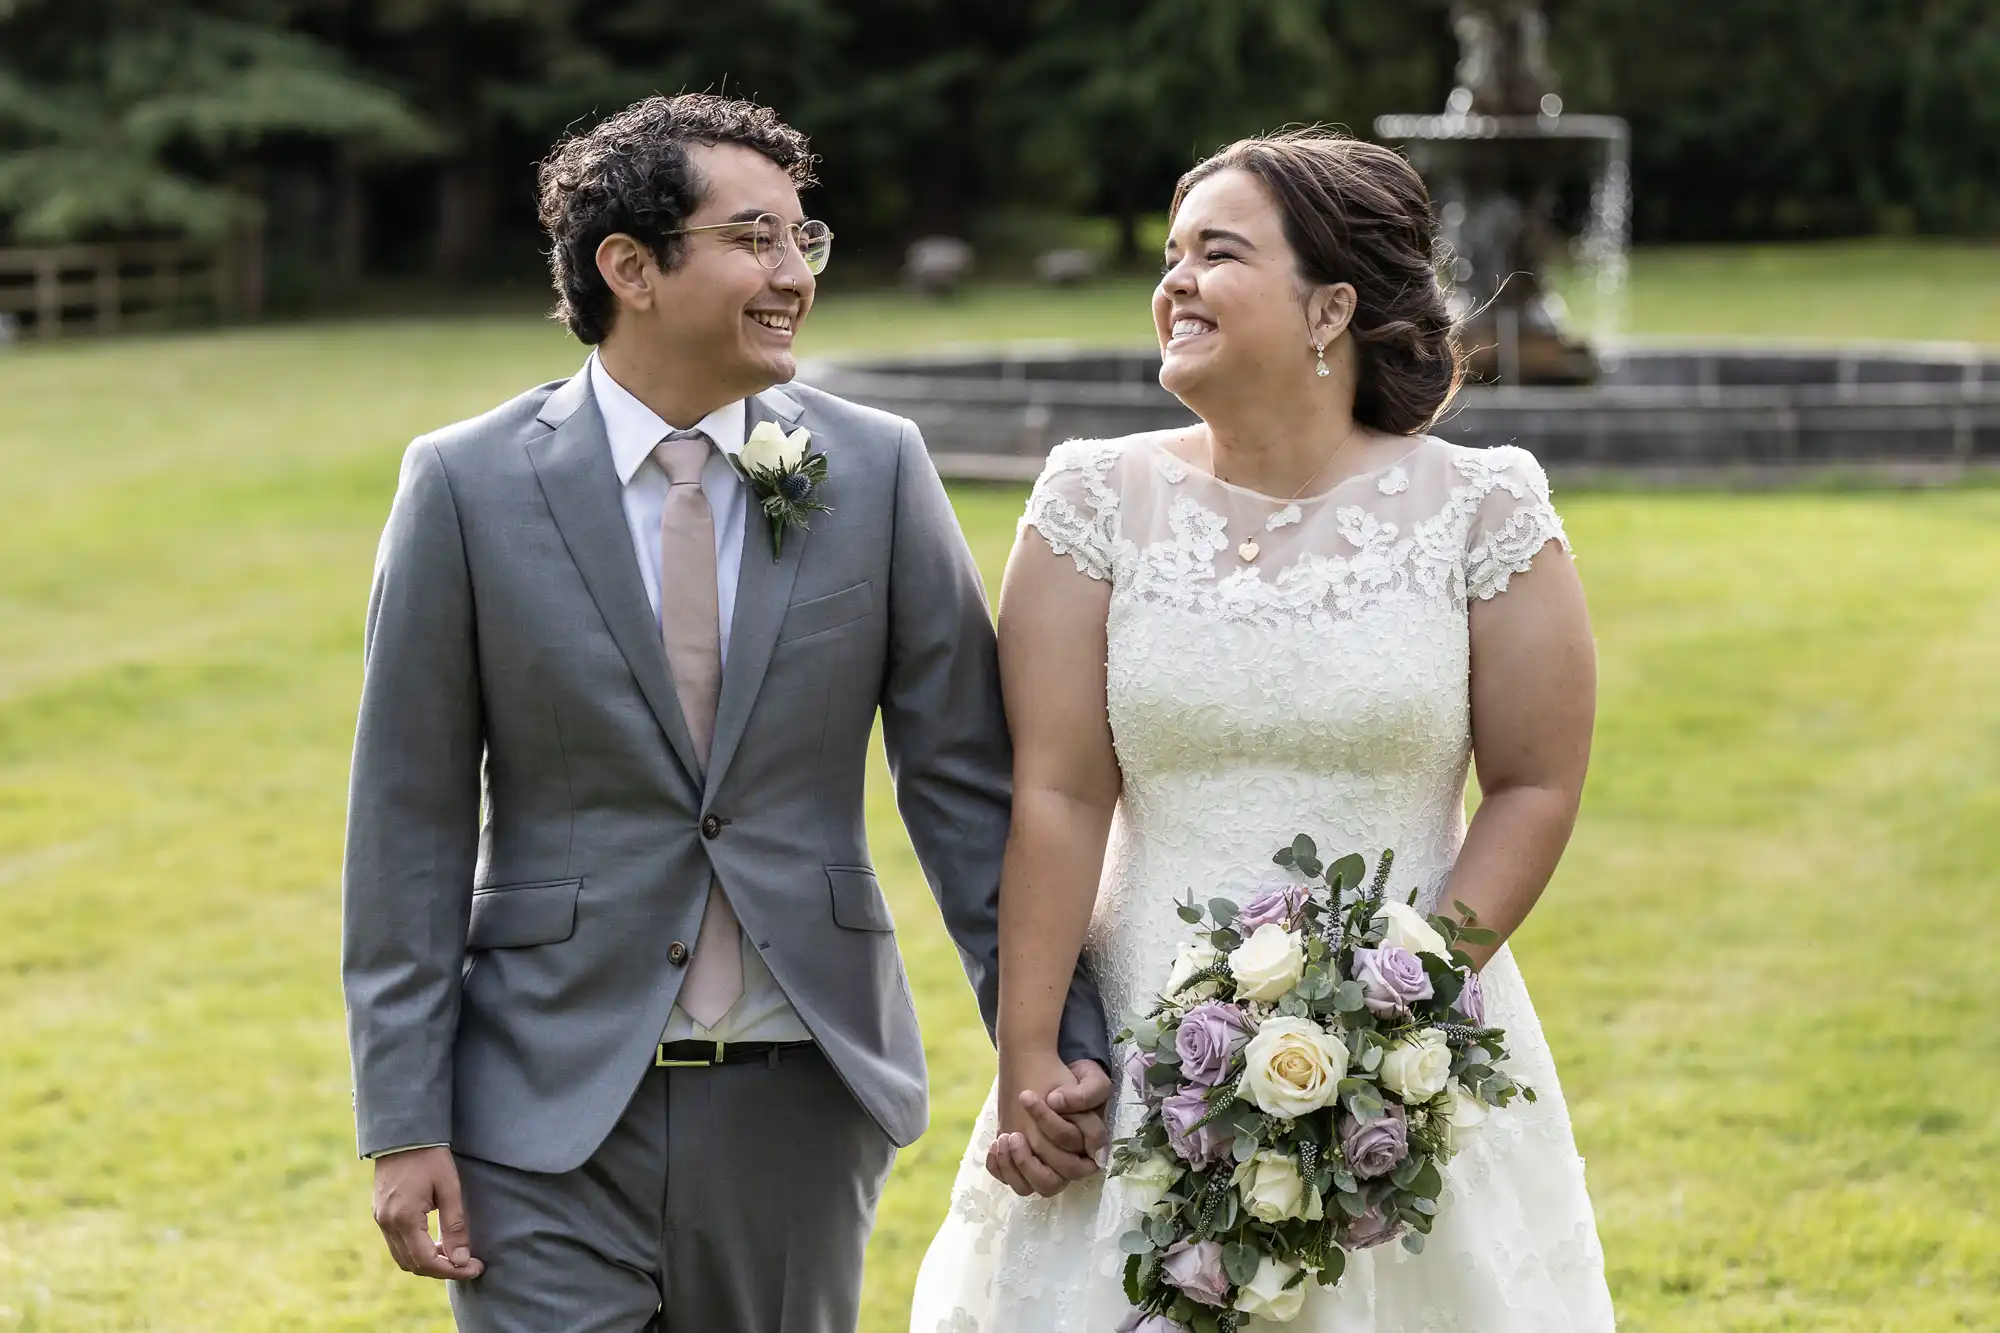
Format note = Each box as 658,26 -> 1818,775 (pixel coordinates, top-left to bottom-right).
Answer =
1448,543 -> 1596,966
989,527 -> 1122,1194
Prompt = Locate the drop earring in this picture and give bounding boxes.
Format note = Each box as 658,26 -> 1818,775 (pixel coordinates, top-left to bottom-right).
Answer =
1313,340 -> 1330,378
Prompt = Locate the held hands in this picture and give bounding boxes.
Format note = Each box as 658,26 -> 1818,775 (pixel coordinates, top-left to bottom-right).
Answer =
372,1146 -> 484,1281
986,1053 -> 1114,1199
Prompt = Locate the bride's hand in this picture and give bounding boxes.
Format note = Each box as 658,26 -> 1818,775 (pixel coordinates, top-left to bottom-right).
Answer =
987,1052 -> 1112,1198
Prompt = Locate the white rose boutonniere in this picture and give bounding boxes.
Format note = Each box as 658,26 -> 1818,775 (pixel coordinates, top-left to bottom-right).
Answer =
735,421 -> 828,558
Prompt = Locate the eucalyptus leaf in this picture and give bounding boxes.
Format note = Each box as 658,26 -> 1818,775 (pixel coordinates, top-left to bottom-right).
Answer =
1223,1240 -> 1262,1286
1402,1231 -> 1426,1255
1208,897 -> 1239,926
1333,981 -> 1366,1013
1329,853 -> 1367,893
1176,902 -> 1204,925
1336,1189 -> 1367,1217
1232,1133 -> 1259,1162
1119,1229 -> 1153,1255
1291,834 -> 1319,864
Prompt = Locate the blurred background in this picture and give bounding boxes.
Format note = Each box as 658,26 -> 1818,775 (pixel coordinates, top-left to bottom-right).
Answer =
1,2 -> 1996,1331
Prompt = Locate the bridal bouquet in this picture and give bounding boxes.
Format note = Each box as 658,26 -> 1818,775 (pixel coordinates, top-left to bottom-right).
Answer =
1107,838 -> 1534,1331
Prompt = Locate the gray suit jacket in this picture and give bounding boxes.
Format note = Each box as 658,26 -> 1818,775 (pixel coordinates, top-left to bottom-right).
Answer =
341,365 -> 1110,1173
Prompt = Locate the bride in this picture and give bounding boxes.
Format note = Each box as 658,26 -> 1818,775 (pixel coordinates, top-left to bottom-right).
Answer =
911,129 -> 1616,1331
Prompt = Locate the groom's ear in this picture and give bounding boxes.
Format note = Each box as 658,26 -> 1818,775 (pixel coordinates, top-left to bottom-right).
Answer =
595,233 -> 660,317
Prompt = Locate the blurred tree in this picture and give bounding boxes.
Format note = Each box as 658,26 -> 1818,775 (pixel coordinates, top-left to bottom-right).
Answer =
0,0 -> 440,244
1555,0 -> 2000,239
985,0 -> 1451,264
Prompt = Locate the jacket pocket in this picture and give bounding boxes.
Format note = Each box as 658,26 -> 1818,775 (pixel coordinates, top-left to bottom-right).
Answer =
467,878 -> 582,950
776,581 -> 874,644
827,866 -> 895,932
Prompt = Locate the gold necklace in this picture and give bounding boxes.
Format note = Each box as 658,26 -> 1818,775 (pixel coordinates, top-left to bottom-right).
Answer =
1213,424 -> 1362,563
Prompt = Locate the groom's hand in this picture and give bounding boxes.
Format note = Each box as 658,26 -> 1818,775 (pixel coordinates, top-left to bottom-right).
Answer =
372,1146 -> 484,1281
987,1059 -> 1113,1198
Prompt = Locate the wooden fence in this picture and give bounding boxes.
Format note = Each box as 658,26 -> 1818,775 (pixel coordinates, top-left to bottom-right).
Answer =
0,239 -> 262,339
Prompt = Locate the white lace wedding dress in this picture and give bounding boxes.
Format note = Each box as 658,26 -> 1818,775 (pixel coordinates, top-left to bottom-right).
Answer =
910,433 -> 1616,1332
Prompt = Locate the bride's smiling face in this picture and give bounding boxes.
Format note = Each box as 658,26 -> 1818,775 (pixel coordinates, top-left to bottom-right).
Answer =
1154,168 -> 1313,402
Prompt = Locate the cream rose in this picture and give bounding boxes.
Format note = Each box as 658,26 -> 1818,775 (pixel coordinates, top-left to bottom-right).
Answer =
1374,899 -> 1451,958
1379,1028 -> 1454,1103
1166,940 -> 1223,1001
1442,1079 -> 1489,1149
1119,1150 -> 1181,1216
1240,1016 -> 1347,1119
1227,923 -> 1306,1002
739,420 -> 811,473
1234,1254 -> 1307,1323
1231,1148 -> 1323,1224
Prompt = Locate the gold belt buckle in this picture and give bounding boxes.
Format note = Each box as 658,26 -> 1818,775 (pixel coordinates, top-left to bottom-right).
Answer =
655,1040 -> 726,1068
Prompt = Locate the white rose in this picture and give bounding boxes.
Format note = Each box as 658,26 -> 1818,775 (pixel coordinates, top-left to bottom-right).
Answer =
1166,940 -> 1223,1001
1119,1150 -> 1181,1216
740,420 -> 811,473
1234,1254 -> 1307,1323
1374,899 -> 1451,958
1442,1079 -> 1489,1149
1240,1016 -> 1347,1119
1227,923 -> 1306,1002
1378,1028 -> 1454,1103
1231,1149 -> 1323,1224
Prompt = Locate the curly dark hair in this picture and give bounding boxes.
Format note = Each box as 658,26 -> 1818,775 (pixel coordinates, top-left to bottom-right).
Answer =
1172,129 -> 1463,436
536,94 -> 818,344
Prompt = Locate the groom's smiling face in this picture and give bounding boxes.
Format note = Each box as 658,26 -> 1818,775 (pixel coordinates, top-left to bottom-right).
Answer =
603,141 -> 817,400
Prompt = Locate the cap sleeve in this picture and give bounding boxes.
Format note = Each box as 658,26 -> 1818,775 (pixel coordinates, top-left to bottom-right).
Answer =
1019,438 -> 1122,582
1459,446 -> 1570,600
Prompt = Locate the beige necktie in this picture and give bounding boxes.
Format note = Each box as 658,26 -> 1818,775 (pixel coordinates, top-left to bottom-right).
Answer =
654,432 -> 742,1029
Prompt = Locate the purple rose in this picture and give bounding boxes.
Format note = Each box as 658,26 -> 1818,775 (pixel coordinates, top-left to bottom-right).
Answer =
1117,1314 -> 1192,1333
1454,970 -> 1487,1026
1340,1103 -> 1410,1180
1352,946 -> 1434,1017
1161,1087 -> 1229,1169
1173,1002 -> 1252,1087
1237,882 -> 1309,932
1339,1204 -> 1405,1250
1126,1048 -> 1167,1108
1159,1239 -> 1230,1307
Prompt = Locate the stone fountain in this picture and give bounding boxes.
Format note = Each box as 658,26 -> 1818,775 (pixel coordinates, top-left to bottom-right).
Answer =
1375,0 -> 1628,385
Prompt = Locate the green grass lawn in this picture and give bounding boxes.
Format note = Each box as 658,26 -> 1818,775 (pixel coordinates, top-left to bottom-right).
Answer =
2,245 -> 1998,1330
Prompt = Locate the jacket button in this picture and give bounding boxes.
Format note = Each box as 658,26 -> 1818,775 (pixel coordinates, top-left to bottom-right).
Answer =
701,815 -> 723,840
668,940 -> 689,966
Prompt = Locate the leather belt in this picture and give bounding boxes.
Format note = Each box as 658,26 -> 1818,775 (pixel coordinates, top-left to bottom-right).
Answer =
655,1039 -> 813,1069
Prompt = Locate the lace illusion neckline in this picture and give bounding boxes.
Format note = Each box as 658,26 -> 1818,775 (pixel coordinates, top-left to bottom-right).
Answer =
1146,433 -> 1433,506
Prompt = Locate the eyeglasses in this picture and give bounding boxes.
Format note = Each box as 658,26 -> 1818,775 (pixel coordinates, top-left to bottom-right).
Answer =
670,212 -> 834,275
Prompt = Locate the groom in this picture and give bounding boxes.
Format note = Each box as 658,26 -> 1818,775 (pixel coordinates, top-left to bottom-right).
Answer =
341,94 -> 1112,1331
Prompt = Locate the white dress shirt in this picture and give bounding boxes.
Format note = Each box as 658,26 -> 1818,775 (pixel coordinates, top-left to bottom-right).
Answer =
589,353 -> 811,1046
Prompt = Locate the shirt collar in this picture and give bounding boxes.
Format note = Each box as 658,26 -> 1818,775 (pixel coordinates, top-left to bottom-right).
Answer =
588,350 -> 748,486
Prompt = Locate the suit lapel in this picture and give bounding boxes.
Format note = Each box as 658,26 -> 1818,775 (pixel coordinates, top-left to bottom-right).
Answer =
526,366 -> 704,789
705,386 -> 809,799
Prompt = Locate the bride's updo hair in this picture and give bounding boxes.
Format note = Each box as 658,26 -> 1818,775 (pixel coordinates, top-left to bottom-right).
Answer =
1172,128 -> 1462,435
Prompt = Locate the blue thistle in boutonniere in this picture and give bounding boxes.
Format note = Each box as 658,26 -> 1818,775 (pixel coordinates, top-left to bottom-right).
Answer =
736,420 -> 830,559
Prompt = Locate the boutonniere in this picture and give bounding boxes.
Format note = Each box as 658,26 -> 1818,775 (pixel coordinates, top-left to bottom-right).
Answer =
735,420 -> 831,559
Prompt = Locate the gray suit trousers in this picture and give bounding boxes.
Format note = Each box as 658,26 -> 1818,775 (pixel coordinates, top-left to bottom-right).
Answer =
450,1045 -> 895,1333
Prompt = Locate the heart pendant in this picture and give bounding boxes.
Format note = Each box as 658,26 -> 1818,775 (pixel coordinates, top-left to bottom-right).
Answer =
1238,538 -> 1261,563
